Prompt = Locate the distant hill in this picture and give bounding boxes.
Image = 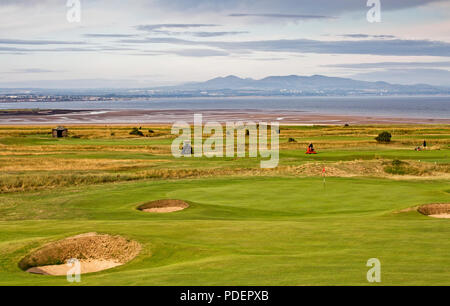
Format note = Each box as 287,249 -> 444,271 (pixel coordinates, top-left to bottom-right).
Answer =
1,74 -> 449,96
172,74 -> 448,95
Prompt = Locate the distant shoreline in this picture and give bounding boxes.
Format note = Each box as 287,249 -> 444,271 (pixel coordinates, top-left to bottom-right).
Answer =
0,109 -> 449,125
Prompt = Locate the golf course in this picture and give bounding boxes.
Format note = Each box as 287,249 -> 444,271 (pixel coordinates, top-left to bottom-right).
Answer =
0,124 -> 449,285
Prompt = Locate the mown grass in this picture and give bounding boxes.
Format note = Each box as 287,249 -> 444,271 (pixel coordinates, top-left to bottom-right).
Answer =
0,124 -> 448,285
0,177 -> 449,285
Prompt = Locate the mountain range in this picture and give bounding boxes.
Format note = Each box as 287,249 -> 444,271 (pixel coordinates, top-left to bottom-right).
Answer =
171,75 -> 449,95
1,74 -> 449,96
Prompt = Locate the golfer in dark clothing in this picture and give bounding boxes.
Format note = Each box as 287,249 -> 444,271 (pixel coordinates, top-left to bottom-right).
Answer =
423,140 -> 427,148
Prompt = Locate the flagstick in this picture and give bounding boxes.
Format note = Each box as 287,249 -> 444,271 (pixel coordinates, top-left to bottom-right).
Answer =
322,167 -> 326,190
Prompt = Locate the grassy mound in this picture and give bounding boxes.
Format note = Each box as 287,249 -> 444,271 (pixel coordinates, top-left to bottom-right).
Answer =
418,204 -> 450,217
19,233 -> 141,272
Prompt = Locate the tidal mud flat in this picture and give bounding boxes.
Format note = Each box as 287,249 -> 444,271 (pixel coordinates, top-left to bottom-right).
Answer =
1,109 -> 449,125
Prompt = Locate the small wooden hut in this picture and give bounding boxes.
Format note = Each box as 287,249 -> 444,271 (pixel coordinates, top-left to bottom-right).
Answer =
52,126 -> 68,138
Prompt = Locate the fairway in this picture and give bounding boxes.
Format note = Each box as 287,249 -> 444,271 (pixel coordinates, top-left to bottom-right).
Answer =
2,0 -> 450,292
0,125 -> 449,286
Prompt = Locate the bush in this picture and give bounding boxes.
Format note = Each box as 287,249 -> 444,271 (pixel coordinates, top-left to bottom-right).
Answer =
129,127 -> 144,136
384,159 -> 418,175
375,131 -> 392,143
391,159 -> 403,167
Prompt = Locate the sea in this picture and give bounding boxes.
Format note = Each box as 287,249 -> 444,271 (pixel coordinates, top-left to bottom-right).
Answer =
1,96 -> 449,119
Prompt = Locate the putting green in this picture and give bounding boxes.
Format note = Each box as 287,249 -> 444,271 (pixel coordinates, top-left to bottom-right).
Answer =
0,176 -> 449,285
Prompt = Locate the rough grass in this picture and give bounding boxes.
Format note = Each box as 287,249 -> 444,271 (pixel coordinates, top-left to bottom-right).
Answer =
384,159 -> 432,175
1,160 -> 448,193
0,157 -> 167,171
0,124 -> 448,192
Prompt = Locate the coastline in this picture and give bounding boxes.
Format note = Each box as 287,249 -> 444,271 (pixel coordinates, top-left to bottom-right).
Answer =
0,108 -> 449,125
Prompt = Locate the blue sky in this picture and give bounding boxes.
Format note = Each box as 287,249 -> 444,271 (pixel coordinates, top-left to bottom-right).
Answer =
0,0 -> 449,88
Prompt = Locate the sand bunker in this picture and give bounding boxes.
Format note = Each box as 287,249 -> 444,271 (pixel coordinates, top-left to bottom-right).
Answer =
26,260 -> 122,276
418,204 -> 450,219
20,233 -> 141,276
138,199 -> 189,213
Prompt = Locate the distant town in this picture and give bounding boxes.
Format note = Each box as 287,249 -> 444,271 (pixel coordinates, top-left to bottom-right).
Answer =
0,94 -> 119,103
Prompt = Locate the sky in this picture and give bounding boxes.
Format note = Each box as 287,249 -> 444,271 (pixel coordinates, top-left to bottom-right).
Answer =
0,0 -> 450,88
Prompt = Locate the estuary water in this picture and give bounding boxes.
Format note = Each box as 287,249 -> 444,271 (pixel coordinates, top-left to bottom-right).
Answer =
0,96 -> 449,119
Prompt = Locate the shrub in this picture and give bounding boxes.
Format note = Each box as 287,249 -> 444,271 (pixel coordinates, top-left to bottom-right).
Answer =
384,159 -> 418,175
392,159 -> 403,167
129,127 -> 144,136
375,131 -> 392,143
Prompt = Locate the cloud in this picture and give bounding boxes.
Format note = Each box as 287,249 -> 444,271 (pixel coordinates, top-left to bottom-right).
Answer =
119,37 -> 197,45
192,31 -> 248,37
352,68 -> 450,86
84,34 -> 136,38
0,45 -> 134,54
11,68 -> 60,73
133,48 -> 229,57
0,78 -> 161,89
229,13 -> 336,20
152,0 -> 447,15
136,24 -> 248,38
0,38 -> 86,45
221,38 -> 450,56
0,0 -> 58,7
150,30 -> 248,37
161,48 -> 229,57
326,61 -> 450,69
136,24 -> 219,32
3,0 -> 446,13
119,37 -> 450,57
339,34 -> 396,39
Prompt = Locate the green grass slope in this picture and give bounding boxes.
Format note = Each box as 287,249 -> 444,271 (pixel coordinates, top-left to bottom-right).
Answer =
0,177 -> 448,285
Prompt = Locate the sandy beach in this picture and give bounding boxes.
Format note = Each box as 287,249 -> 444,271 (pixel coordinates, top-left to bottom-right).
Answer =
0,109 -> 449,125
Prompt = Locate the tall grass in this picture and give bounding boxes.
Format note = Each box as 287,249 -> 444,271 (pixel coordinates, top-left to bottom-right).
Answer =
1,160 -> 448,193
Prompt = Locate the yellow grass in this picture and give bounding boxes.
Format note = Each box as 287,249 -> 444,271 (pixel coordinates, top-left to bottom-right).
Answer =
0,160 -> 448,193
0,157 -> 168,171
0,124 -> 448,193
